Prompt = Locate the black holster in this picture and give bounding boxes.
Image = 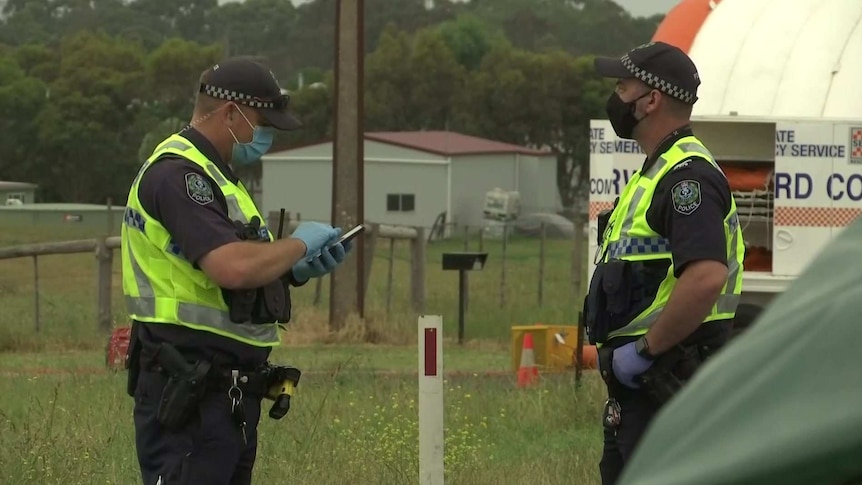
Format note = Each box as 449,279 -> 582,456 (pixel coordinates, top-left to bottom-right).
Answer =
597,345 -> 618,393
125,322 -> 143,397
637,344 -> 703,406
153,342 -> 212,431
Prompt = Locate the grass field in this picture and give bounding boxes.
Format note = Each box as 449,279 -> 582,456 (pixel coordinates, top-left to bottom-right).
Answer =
0,225 -> 605,484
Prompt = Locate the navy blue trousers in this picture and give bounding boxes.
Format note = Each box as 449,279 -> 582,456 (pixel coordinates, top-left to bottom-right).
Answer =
133,369 -> 262,485
599,385 -> 659,485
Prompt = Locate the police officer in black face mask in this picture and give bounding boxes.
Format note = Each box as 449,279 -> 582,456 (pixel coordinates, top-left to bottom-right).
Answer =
587,42 -> 744,484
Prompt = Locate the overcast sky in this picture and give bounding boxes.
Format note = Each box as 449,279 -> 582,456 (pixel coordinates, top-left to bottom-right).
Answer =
614,0 -> 679,17
218,0 -> 679,18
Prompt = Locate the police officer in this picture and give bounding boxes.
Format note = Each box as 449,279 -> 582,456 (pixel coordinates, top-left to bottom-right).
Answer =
586,42 -> 744,484
121,57 -> 351,485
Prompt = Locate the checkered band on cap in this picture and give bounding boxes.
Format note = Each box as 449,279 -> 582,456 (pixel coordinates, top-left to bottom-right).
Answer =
620,54 -> 698,105
201,83 -> 278,109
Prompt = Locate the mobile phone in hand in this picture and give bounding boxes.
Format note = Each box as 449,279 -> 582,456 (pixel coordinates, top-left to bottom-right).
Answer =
328,224 -> 365,255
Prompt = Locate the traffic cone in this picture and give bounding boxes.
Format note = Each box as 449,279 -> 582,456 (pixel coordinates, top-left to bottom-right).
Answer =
517,333 -> 539,388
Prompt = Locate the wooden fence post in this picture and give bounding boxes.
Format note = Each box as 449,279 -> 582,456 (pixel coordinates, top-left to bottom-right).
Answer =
411,226 -> 426,314
96,237 -> 114,332
538,222 -> 546,306
500,224 -> 508,307
362,223 -> 380,315
386,237 -> 395,314
33,255 -> 40,332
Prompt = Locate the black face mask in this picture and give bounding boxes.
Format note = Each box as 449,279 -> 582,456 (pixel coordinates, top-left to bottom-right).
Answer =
605,91 -> 652,140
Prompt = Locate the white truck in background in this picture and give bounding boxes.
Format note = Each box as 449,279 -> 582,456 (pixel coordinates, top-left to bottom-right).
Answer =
587,115 -> 862,331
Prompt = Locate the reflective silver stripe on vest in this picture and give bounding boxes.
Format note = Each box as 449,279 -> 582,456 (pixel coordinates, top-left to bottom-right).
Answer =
158,140 -> 193,153
127,237 -> 155,301
677,142 -> 730,178
225,195 -> 247,223
200,162 -> 246,222
642,155 -> 670,179
206,163 -> 229,187
608,293 -> 742,338
126,296 -> 278,343
724,210 -> 741,297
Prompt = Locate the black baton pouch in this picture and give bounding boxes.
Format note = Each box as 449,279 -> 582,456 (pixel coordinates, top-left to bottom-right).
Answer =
224,288 -> 256,323
602,259 -> 632,316
125,323 -> 143,398
259,279 -> 291,323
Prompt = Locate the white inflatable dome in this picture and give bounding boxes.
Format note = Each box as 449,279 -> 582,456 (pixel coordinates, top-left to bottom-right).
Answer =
653,0 -> 862,118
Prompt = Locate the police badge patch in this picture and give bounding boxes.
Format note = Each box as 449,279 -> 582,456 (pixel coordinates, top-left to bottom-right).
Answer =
671,179 -> 701,215
185,172 -> 214,206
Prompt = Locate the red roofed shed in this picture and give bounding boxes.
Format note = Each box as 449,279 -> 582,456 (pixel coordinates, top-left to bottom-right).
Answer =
262,131 -> 560,230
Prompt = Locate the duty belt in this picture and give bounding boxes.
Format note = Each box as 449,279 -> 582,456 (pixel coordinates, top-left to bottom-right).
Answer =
145,362 -> 269,396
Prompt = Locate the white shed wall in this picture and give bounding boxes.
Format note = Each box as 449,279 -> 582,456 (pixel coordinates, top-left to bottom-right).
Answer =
261,139 -> 449,228
450,153 -> 517,229
262,159 -> 332,222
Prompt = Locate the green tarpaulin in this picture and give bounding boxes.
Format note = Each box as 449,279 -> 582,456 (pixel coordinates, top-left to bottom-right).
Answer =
618,218 -> 862,485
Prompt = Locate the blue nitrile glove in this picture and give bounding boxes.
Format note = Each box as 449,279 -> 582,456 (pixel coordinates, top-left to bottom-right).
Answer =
612,341 -> 654,389
290,222 -> 340,257
290,235 -> 353,283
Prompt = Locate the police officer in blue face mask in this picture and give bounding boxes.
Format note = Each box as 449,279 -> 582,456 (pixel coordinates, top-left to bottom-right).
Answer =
122,57 -> 351,485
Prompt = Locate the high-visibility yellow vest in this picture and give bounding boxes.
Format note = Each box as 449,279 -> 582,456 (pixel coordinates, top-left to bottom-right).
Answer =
121,133 -> 281,347
597,135 -> 744,344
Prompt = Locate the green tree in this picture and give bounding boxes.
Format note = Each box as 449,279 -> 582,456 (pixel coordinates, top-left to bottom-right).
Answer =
0,53 -> 49,184
437,13 -> 509,71
364,24 -> 465,131
31,31 -> 149,203
363,24 -> 415,130
281,75 -> 335,148
454,45 -> 612,209
144,37 -> 224,121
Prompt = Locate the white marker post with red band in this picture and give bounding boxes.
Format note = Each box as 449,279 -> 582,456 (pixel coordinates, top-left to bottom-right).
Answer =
418,315 -> 444,485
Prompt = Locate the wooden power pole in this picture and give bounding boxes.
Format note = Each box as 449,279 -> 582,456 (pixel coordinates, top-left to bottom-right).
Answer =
330,0 -> 365,330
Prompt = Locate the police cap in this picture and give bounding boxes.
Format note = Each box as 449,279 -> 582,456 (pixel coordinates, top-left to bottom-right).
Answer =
199,57 -> 303,131
594,41 -> 701,105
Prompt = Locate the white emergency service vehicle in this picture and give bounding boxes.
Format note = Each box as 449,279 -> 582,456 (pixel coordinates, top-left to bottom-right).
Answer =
587,115 -> 862,329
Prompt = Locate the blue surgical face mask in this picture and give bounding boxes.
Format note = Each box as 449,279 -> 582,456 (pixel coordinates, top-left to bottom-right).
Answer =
228,105 -> 274,166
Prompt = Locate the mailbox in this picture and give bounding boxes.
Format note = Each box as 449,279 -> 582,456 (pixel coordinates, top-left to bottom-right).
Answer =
442,252 -> 488,271
442,252 -> 488,344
